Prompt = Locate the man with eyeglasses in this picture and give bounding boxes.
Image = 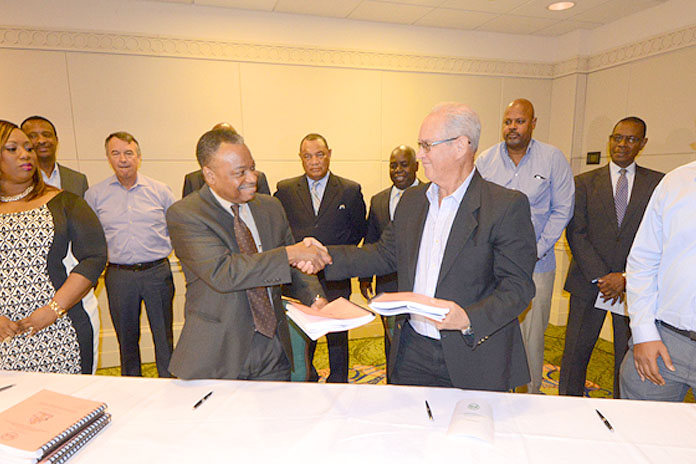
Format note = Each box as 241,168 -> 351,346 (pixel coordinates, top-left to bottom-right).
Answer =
321,103 -> 537,390
560,117 -> 663,398
476,98 -> 574,394
274,133 -> 367,383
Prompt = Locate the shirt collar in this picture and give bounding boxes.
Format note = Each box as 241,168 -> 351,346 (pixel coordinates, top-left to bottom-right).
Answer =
391,177 -> 419,195
609,160 -> 636,176
426,169 -> 475,206
306,172 -> 330,187
109,172 -> 143,190
501,139 -> 535,164
209,187 -> 250,216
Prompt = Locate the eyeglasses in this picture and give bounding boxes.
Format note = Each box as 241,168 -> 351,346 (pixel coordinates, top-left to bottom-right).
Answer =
300,152 -> 327,161
609,134 -> 643,145
417,135 -> 469,153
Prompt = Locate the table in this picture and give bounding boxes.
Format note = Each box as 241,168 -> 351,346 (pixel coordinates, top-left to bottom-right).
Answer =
1,371 -> 695,463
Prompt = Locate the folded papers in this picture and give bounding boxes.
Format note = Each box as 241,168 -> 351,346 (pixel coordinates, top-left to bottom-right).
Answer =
368,292 -> 450,321
286,297 -> 375,340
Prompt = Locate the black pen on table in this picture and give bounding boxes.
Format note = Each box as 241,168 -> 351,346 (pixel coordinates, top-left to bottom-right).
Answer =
425,400 -> 433,421
193,391 -> 213,410
0,384 -> 15,393
595,409 -> 614,432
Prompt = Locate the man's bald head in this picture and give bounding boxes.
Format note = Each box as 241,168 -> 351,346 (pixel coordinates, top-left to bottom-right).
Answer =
211,122 -> 238,134
502,98 -> 537,154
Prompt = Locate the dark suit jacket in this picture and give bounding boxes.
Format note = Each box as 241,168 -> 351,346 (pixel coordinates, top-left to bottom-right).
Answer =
166,186 -> 324,379
182,169 -> 270,197
359,186 -> 397,293
274,172 -> 367,300
58,164 -> 89,197
325,171 -> 537,391
564,164 -> 664,300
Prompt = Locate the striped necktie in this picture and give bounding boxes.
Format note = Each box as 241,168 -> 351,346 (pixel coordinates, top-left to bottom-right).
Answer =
230,204 -> 277,338
615,168 -> 628,228
311,181 -> 321,215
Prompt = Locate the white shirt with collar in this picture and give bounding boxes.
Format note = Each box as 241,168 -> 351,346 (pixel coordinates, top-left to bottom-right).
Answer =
409,170 -> 475,340
209,189 -> 263,252
306,172 -> 330,204
389,178 -> 419,220
41,163 -> 61,189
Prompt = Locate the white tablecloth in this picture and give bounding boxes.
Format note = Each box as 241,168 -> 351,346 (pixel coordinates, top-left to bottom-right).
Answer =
1,371 -> 695,463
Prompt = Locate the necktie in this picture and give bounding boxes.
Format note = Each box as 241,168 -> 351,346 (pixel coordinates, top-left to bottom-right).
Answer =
230,204 -> 277,338
311,181 -> 321,215
615,168 -> 628,228
390,190 -> 402,220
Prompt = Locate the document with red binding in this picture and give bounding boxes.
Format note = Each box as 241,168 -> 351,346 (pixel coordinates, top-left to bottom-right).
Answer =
0,389 -> 108,464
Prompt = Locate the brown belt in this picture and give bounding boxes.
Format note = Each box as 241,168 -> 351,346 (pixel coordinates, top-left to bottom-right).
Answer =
108,258 -> 167,272
659,320 -> 696,342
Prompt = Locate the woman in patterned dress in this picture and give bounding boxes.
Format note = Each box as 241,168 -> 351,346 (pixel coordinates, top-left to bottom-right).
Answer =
0,120 -> 107,374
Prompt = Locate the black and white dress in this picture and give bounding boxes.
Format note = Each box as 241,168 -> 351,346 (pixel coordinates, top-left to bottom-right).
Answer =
0,192 -> 107,374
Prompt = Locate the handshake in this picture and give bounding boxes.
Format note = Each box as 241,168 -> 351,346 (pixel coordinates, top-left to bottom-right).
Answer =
286,237 -> 332,274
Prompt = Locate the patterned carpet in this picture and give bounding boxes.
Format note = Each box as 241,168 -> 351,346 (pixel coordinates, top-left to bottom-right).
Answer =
97,324 -> 619,397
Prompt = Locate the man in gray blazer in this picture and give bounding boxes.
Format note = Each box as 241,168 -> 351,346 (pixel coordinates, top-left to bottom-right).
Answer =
323,103 -> 537,390
166,129 -> 329,380
21,116 -> 89,196
560,117 -> 663,398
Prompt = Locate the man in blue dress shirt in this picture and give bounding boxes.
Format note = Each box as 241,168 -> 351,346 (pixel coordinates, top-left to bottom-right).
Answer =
476,98 -> 574,393
86,132 -> 176,377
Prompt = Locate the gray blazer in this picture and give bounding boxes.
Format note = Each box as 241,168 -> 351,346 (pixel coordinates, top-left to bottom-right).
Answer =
325,170 -> 537,391
564,164 -> 664,300
166,186 -> 324,379
58,164 -> 89,197
359,186 -> 397,293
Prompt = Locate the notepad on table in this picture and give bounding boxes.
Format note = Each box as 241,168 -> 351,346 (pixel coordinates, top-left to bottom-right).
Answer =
0,389 -> 110,464
286,297 -> 375,340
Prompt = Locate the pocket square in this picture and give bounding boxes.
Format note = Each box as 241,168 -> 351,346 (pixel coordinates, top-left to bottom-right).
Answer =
338,204 -> 346,210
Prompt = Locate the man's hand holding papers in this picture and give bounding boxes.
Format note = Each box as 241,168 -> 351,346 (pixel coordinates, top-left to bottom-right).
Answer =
287,297 -> 374,341
369,292 -> 471,332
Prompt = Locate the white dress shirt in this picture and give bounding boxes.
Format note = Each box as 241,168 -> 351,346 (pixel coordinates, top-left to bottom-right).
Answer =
389,179 -> 419,220
609,160 -> 636,201
409,171 -> 474,339
626,160 -> 696,343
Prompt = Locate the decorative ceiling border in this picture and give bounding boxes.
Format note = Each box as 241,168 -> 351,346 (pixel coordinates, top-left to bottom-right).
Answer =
1,23 -> 694,79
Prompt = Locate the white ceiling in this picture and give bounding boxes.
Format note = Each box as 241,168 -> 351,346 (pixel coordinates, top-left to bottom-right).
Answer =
147,0 -> 668,36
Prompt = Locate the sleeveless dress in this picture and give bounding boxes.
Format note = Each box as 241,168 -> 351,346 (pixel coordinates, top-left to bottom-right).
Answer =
0,204 -> 81,373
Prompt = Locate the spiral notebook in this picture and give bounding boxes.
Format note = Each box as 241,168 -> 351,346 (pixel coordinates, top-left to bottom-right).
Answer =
0,389 -> 109,464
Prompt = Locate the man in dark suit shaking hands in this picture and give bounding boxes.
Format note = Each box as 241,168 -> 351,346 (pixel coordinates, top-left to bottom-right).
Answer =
275,133 -> 367,383
322,103 -> 537,390
560,116 -> 663,397
166,129 -> 329,380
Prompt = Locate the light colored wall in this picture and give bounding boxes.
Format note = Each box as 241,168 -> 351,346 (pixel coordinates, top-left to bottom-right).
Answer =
2,0 -> 696,366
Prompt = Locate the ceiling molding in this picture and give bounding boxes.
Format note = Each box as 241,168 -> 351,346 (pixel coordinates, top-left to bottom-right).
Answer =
1,23 -> 694,79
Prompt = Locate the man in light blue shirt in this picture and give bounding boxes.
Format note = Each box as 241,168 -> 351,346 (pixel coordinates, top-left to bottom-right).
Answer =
86,132 -> 176,378
621,160 -> 696,401
476,98 -> 574,393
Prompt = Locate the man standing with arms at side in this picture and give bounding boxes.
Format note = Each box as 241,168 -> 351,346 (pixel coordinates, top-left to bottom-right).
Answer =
275,133 -> 367,383
323,102 -> 537,390
561,117 -> 663,397
86,132 -> 176,377
359,144 -> 419,376
476,98 -> 574,394
21,115 -> 100,373
182,123 -> 270,197
166,129 -> 329,380
619,160 -> 696,401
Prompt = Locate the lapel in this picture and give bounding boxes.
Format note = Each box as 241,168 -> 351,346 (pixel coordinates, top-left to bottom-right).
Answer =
403,185 -> 429,291
620,165 -> 650,233
595,165 -> 619,235
377,188 -> 391,223
198,185 -> 239,252
317,173 -> 339,219
57,164 -> 72,191
437,171 -> 481,287
248,197 -> 272,250
294,175 -> 315,217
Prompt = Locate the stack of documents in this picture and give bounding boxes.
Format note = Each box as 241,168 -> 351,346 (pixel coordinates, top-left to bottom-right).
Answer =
0,390 -> 111,464
368,292 -> 450,321
286,297 -> 375,340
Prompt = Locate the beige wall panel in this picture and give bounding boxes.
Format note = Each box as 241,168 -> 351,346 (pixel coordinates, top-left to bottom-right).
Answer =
626,46 -> 696,159
635,152 -> 695,174
581,65 -> 632,168
381,71 -> 502,159
500,77 -> 553,145
67,53 -> 242,160
239,63 -> 381,163
0,49 -> 80,162
548,74 -> 578,159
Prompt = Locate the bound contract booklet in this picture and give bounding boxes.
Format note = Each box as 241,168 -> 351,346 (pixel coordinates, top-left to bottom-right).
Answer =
286,297 -> 375,340
368,292 -> 450,321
